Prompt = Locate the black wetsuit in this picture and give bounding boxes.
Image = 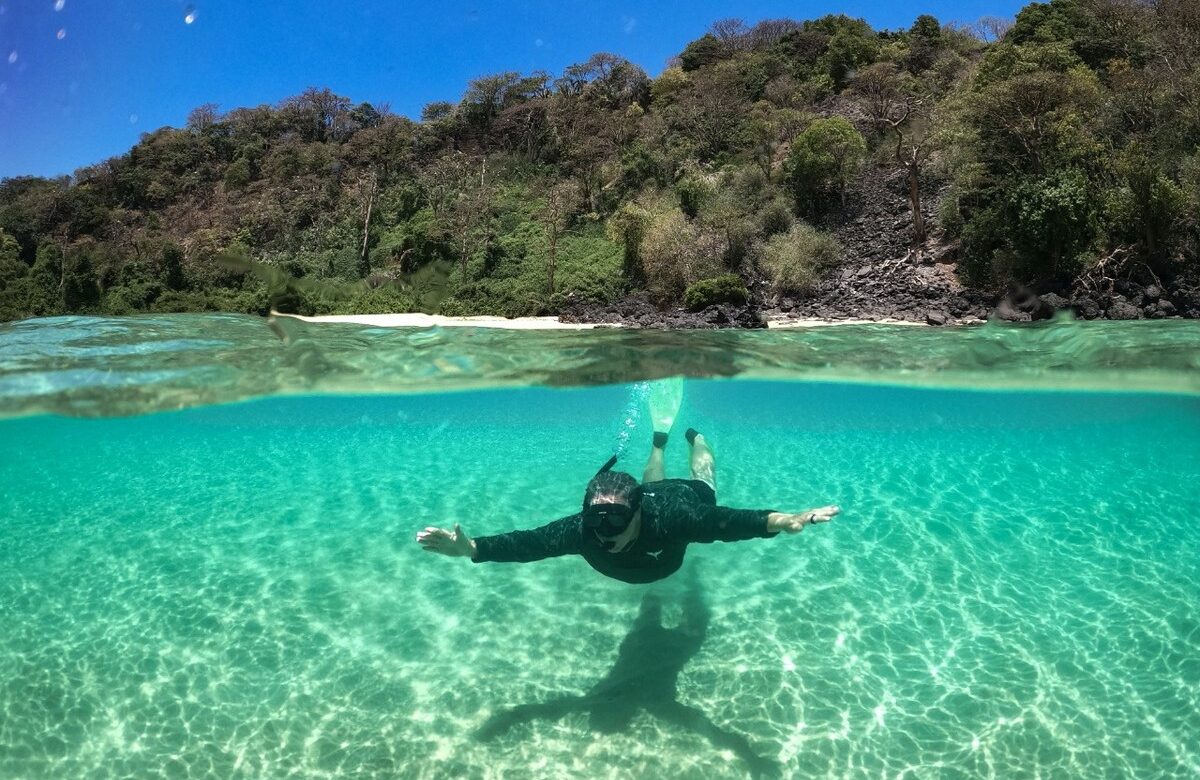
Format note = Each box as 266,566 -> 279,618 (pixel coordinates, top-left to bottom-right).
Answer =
472,479 -> 778,584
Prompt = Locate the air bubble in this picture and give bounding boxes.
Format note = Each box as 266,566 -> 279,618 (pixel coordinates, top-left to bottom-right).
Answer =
183,5 -> 197,24
57,28 -> 66,40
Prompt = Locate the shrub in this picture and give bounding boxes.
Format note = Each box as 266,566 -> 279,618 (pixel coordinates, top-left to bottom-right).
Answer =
224,157 -> 253,191
342,284 -> 415,314
936,192 -> 965,237
675,175 -> 714,219
684,274 -> 748,311
606,202 -> 653,281
759,198 -> 794,237
438,223 -> 623,318
760,223 -> 841,294
639,209 -> 724,304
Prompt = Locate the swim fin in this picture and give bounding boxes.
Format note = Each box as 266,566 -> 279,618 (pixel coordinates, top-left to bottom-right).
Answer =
648,378 -> 684,437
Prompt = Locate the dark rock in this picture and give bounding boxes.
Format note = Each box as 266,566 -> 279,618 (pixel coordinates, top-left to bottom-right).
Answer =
1157,300 -> 1177,316
1107,301 -> 1142,320
931,241 -> 959,264
705,307 -> 729,325
925,310 -> 949,326
990,299 -> 1032,322
1072,296 -> 1101,320
1040,293 -> 1070,311
1115,280 -> 1146,307
992,285 -> 1054,321
1144,284 -> 1162,301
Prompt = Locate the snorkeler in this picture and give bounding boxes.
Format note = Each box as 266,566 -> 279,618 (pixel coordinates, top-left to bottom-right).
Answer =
415,426 -> 839,584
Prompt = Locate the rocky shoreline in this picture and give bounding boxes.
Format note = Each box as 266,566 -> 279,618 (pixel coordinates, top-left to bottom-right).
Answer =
563,166 -> 1200,331
558,257 -> 1200,330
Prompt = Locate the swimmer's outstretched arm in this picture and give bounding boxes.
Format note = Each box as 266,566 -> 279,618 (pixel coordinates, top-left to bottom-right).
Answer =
766,505 -> 840,533
416,516 -> 581,563
677,503 -> 840,544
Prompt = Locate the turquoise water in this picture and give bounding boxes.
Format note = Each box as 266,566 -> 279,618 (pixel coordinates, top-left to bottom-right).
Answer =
2,381 -> 1199,777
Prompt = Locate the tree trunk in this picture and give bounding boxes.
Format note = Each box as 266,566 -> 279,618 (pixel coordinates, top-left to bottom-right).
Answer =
358,179 -> 375,277
892,129 -> 926,248
548,229 -> 557,297
906,162 -> 925,247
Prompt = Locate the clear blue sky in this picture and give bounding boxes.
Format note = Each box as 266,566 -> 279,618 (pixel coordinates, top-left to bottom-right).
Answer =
0,0 -> 1025,180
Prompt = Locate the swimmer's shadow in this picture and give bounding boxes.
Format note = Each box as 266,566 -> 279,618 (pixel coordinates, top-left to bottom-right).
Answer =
475,580 -> 779,778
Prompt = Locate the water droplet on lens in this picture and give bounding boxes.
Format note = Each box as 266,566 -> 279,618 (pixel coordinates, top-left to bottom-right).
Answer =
183,5 -> 196,24
129,113 -> 138,123
6,51 -> 15,65
54,0 -> 65,9
57,28 -> 66,40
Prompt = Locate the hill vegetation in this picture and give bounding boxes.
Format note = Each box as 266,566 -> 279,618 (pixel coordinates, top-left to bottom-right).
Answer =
1,0 -> 1197,322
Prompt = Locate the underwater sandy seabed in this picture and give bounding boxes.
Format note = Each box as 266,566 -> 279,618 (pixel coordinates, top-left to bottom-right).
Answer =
1,381 -> 1199,778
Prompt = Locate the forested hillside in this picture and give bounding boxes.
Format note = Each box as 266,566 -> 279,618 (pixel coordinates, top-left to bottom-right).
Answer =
1,0 -> 1197,323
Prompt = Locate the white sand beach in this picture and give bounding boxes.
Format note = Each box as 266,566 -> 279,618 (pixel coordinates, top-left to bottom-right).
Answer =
272,311 -> 979,329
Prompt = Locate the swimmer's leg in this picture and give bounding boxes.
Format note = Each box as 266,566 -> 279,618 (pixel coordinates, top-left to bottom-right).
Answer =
687,428 -> 716,495
643,431 -> 667,484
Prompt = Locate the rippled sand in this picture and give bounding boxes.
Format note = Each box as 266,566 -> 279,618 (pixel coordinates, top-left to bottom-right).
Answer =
1,382 -> 1198,777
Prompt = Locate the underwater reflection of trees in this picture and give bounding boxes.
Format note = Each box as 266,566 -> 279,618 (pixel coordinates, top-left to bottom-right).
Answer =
542,330 -> 744,387
475,570 -> 779,778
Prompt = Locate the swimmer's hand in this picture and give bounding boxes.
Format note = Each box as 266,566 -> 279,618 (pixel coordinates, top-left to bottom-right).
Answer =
416,523 -> 478,559
767,506 -> 840,534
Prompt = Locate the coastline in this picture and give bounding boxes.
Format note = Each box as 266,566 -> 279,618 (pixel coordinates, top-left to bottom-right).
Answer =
271,312 -> 607,330
272,311 -> 985,329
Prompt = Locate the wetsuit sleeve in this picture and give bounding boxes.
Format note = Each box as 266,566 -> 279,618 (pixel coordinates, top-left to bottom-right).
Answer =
671,505 -> 779,544
471,514 -> 583,564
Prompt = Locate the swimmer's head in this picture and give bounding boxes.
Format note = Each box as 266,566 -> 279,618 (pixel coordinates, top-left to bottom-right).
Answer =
582,466 -> 640,538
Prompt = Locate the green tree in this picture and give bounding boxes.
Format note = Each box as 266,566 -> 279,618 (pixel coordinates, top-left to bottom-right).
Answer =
680,35 -> 725,71
163,243 -> 186,291
784,117 -> 867,214
905,15 -> 943,72
0,229 -> 25,290
1009,169 -> 1098,278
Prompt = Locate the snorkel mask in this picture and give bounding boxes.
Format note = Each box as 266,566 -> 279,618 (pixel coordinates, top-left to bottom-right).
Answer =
582,455 -> 641,537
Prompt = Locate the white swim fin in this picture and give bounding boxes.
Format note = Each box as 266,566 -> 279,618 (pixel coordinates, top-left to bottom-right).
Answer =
648,377 -> 684,435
